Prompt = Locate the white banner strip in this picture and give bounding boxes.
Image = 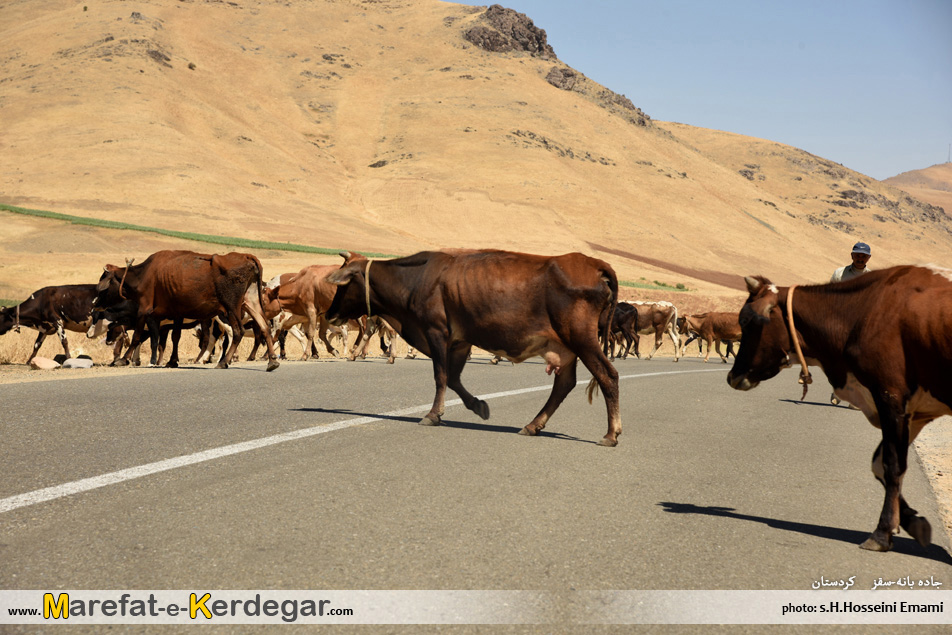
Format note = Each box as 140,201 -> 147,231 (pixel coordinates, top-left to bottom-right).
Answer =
0,590 -> 947,625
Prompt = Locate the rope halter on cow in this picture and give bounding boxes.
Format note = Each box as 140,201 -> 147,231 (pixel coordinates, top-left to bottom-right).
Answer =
118,257 -> 135,300
785,285 -> 813,401
364,258 -> 374,318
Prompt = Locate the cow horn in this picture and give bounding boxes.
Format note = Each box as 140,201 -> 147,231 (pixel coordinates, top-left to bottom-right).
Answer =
125,257 -> 135,267
744,276 -> 762,293
339,251 -> 352,260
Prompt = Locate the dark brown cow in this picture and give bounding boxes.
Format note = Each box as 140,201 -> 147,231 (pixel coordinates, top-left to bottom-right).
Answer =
681,312 -> 742,363
325,250 -> 622,446
94,250 -> 279,371
727,266 -> 952,551
601,301 -> 639,360
0,284 -> 108,363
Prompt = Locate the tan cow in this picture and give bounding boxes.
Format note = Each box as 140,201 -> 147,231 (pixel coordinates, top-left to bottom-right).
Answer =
266,265 -> 342,360
631,301 -> 680,361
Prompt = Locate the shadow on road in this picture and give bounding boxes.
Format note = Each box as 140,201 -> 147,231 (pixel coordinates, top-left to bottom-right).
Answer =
290,407 -> 594,444
658,501 -> 952,564
778,399 -> 856,409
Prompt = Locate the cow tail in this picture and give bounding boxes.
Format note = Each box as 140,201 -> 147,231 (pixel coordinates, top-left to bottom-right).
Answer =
586,377 -> 600,404
599,265 -> 619,358
251,255 -> 267,313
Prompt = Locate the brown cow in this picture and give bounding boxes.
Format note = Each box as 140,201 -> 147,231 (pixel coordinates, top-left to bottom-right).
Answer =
94,250 -> 279,371
727,266 -> 952,551
631,301 -> 680,361
325,250 -> 622,446
680,312 -> 742,363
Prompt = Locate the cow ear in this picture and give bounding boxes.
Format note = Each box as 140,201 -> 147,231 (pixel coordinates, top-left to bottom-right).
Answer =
326,268 -> 356,286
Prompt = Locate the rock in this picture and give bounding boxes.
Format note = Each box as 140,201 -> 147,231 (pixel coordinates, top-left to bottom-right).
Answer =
62,358 -> 95,369
463,5 -> 555,58
545,66 -> 577,90
30,357 -> 61,370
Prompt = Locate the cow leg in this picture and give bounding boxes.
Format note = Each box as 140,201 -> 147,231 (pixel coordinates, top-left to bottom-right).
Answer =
576,344 -> 621,446
646,331 -> 663,360
445,342 -> 489,420
420,332 -> 450,426
714,340 -> 728,363
349,320 -> 375,362
861,394 -> 914,551
166,321 -> 182,368
55,319 -> 73,360
520,354 -> 578,437
112,334 -> 125,364
703,338 -> 714,362
864,416 -> 932,551
669,325 -> 680,361
317,315 -> 338,357
142,317 -> 163,367
25,330 -> 48,364
217,311 -> 242,369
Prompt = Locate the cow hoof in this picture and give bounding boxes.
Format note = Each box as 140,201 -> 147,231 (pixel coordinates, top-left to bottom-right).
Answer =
471,400 -> 490,420
906,516 -> 932,547
111,359 -> 129,367
267,360 -> 280,372
518,426 -> 537,436
419,414 -> 441,426
387,358 -> 395,365
166,361 -> 178,369
216,362 -> 229,369
597,437 -> 619,447
859,534 -> 893,552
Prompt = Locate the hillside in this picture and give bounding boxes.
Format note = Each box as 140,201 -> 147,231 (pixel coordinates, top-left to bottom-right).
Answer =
883,163 -> 952,218
2,0 -> 951,313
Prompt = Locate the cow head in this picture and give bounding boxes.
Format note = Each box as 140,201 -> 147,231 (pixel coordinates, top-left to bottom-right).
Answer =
727,275 -> 793,391
325,251 -> 369,326
95,264 -> 125,307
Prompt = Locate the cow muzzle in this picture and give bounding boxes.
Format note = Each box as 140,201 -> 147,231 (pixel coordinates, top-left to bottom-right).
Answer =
727,371 -> 757,391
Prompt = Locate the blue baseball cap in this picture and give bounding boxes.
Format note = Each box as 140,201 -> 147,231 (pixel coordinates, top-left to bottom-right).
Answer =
852,242 -> 871,255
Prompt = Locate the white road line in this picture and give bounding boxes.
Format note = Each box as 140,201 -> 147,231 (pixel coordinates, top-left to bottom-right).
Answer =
0,368 -> 725,514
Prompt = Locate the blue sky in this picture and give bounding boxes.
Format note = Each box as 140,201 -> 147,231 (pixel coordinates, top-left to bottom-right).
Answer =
485,0 -> 952,180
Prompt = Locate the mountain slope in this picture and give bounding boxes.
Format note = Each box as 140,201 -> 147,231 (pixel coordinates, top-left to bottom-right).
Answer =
883,163 -> 952,217
1,0 -> 950,305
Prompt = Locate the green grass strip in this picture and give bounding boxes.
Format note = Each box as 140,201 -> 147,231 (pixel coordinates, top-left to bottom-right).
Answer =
1,203 -> 691,291
0,203 -> 397,259
619,280 -> 692,292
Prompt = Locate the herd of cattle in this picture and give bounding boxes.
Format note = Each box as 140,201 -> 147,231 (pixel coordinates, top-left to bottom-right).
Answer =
2,247 -> 952,555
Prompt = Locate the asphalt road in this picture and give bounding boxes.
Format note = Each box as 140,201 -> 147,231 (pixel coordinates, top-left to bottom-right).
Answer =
2,354 -> 950,596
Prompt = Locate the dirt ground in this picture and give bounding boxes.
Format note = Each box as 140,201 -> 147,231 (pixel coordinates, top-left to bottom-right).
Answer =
2,328 -> 950,549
